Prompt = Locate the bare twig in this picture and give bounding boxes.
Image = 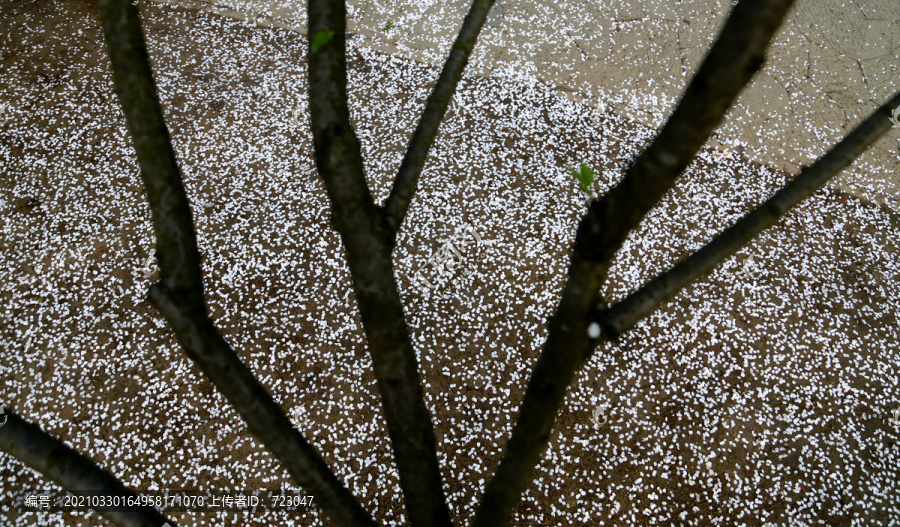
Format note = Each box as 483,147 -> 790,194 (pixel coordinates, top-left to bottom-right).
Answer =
0,407 -> 175,527
381,0 -> 499,240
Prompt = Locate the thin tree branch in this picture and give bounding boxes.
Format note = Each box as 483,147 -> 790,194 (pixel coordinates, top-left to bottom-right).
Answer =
597,90 -> 900,339
380,0 -> 498,240
307,0 -> 452,525
96,1 -> 375,526
0,407 -> 175,527
473,0 -> 797,524
470,251 -> 608,527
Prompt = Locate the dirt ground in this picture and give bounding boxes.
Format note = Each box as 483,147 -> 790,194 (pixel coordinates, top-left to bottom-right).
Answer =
1,0 -> 899,525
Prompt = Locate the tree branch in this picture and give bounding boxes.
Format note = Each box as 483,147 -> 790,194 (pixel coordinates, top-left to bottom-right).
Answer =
380,0 -> 498,241
470,251 -> 608,527
0,407 -> 175,527
148,287 -> 376,526
307,0 -> 452,525
473,0 -> 797,524
597,90 -> 900,339
576,0 -> 796,267
97,0 -> 204,309
96,1 -> 375,526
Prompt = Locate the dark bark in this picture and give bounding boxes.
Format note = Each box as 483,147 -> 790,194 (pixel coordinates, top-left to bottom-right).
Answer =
306,0 -> 453,525
4,0 -> 891,526
94,1 -> 375,526
380,0 -> 499,241
472,0 -> 798,524
0,407 -> 175,527
597,90 -> 900,339
576,0 -> 797,267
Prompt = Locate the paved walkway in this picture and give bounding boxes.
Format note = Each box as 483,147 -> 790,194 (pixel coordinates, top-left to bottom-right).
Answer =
154,0 -> 900,208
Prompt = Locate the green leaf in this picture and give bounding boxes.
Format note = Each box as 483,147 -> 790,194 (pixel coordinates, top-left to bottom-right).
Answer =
566,161 -> 595,196
311,29 -> 334,54
579,162 -> 594,185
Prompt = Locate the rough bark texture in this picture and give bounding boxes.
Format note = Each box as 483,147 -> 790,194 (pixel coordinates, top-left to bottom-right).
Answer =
472,1 -> 799,524
96,1 -> 376,525
2,0 -> 895,527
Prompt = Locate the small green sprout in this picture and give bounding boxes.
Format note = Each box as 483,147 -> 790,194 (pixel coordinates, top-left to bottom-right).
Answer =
311,29 -> 334,54
566,161 -> 595,204
383,21 -> 393,31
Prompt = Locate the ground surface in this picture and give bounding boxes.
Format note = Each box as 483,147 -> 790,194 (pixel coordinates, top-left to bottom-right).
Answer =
1,0 -> 899,526
160,0 -> 900,211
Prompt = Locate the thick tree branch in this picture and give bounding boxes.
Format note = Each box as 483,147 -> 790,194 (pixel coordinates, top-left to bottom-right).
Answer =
470,250 -> 607,527
307,0 -> 452,525
96,2 -> 375,526
597,90 -> 900,339
148,288 -> 376,527
97,0 -> 204,308
473,0 -> 797,525
0,407 -> 175,527
576,0 -> 796,267
380,0 -> 498,240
